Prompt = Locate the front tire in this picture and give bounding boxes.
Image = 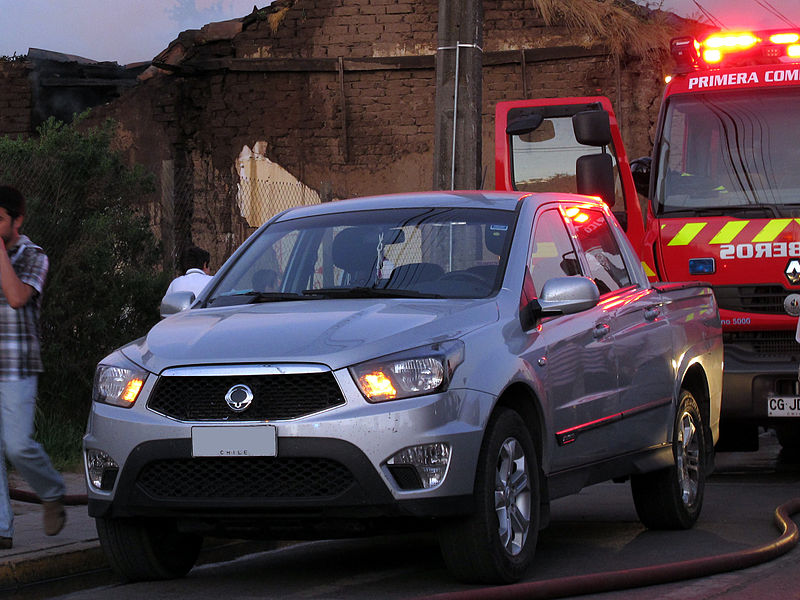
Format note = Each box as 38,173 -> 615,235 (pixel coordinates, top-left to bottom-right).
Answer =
96,517 -> 203,581
631,389 -> 707,530
438,408 -> 540,583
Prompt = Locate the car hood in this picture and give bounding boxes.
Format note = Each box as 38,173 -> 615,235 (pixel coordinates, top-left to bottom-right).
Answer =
121,298 -> 499,374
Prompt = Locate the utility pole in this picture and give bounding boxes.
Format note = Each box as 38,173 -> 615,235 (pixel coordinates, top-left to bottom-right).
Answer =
433,0 -> 483,190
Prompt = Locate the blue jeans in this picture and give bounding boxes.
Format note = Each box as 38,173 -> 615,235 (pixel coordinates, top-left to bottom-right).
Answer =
0,376 -> 65,537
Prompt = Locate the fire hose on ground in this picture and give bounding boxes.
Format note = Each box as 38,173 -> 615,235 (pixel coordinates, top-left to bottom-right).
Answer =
10,488 -> 87,505
419,497 -> 800,600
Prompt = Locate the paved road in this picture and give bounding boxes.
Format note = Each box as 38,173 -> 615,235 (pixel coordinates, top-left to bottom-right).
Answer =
27,430 -> 800,600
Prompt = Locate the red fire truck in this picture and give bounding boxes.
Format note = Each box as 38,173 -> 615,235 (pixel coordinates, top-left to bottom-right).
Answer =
495,29 -> 800,451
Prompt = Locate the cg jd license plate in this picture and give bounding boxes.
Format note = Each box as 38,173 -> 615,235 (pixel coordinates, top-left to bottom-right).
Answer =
191,425 -> 277,457
767,396 -> 800,417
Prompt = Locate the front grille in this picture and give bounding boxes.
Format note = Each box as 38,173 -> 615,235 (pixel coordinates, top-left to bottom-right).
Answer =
723,331 -> 800,356
713,285 -> 788,314
136,457 -> 355,499
147,372 -> 344,421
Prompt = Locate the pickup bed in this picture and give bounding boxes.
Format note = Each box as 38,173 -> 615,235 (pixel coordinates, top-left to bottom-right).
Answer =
84,190 -> 723,584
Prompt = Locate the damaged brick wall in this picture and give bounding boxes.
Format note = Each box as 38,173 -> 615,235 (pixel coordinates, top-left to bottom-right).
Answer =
87,0 -> 665,271
0,61 -> 33,138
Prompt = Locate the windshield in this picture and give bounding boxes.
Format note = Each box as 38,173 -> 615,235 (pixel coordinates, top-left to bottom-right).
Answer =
206,207 -> 516,306
655,87 -> 800,216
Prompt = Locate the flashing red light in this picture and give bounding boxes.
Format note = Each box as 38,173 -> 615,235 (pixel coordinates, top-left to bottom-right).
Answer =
703,32 -> 759,50
771,33 -> 800,44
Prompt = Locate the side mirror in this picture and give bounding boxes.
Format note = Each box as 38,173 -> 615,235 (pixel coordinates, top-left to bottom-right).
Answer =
538,276 -> 600,315
576,153 -> 615,207
160,291 -> 196,318
572,110 -> 611,147
630,156 -> 652,197
520,276 -> 600,328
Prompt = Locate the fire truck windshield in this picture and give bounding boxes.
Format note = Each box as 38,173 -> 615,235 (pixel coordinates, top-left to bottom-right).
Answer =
654,87 -> 800,217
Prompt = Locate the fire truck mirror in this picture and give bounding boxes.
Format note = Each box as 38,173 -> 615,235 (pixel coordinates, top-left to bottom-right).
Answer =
630,156 -> 651,198
576,153 -> 615,207
572,110 -> 611,147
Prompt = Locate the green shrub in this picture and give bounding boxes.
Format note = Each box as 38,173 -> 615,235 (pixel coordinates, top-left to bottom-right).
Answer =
0,114 -> 169,463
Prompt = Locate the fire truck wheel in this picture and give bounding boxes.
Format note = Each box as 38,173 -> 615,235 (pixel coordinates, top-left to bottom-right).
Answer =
775,423 -> 800,452
630,389 -> 707,530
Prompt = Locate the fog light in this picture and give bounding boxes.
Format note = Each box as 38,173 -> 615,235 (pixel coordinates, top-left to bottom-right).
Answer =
386,442 -> 451,489
86,449 -> 119,491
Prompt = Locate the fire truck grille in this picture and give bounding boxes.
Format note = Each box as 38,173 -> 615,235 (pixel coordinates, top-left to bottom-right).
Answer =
713,285 -> 789,315
723,331 -> 800,356
136,457 -> 355,499
147,372 -> 345,421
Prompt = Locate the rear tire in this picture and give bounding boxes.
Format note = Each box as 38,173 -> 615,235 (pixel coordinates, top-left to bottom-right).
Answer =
96,517 -> 202,581
438,408 -> 540,583
631,389 -> 707,530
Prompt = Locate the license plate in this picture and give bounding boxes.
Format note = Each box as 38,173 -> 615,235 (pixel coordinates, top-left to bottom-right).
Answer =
767,396 -> 800,417
191,425 -> 277,457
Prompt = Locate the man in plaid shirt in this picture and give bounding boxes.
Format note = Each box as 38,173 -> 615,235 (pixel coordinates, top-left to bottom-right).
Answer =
0,186 -> 65,549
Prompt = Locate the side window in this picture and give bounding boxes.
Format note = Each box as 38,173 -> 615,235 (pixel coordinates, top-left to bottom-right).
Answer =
570,209 -> 631,294
529,209 -> 581,295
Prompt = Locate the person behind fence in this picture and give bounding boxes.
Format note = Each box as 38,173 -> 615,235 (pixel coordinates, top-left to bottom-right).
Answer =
0,185 -> 66,550
165,245 -> 214,299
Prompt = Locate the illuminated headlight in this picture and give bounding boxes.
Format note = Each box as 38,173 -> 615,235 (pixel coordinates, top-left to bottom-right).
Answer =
386,442 -> 451,490
93,353 -> 148,408
350,341 -> 464,402
86,449 -> 119,491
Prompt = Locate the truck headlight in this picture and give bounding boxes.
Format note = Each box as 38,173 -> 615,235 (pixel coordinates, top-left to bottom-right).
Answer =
350,340 -> 464,402
93,353 -> 148,408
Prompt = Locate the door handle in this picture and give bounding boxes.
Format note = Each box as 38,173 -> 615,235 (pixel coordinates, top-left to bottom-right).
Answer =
593,323 -> 611,339
644,306 -> 661,321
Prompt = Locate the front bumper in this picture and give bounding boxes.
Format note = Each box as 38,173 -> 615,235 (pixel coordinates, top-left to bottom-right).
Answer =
721,339 -> 800,423
84,366 -> 494,532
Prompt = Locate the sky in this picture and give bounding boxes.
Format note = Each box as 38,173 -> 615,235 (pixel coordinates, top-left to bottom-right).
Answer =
0,0 -> 268,65
1,1 -> 800,66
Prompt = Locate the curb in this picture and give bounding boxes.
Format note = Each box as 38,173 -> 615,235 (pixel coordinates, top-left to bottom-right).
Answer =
0,538 -> 283,592
0,541 -> 106,591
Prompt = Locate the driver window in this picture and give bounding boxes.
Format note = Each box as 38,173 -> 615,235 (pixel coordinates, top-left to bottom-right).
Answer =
570,209 -> 631,294
529,209 -> 581,295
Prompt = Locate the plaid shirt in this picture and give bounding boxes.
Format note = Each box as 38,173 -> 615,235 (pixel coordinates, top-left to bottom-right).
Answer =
0,235 -> 48,379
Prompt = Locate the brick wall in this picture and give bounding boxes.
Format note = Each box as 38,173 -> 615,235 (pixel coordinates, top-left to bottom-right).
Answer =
84,0 -> 665,268
0,61 -> 32,139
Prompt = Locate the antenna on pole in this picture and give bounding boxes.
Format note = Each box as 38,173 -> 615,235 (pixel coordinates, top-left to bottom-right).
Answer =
753,0 -> 799,28
692,1 -> 726,29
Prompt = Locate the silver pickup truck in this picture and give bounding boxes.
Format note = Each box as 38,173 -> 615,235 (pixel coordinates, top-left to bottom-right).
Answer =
84,191 -> 723,584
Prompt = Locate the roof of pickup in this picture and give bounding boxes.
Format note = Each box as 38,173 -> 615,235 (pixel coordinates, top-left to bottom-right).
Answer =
273,190 -> 604,222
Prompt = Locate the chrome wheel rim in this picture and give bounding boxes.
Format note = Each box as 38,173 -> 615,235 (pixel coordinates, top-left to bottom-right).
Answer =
676,410 -> 700,507
494,437 -> 531,556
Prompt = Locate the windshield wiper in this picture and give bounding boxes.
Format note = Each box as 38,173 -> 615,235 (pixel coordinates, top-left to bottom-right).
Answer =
303,287 -> 443,299
208,290 -> 320,306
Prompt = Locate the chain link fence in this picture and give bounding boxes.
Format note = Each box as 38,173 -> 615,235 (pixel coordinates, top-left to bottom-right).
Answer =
156,158 -> 325,276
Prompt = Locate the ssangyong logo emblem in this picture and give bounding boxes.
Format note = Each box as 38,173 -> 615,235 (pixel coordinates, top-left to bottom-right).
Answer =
786,259 -> 800,285
224,384 -> 254,412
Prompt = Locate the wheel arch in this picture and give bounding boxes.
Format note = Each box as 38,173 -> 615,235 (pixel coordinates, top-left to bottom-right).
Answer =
680,362 -> 715,461
491,382 -> 550,525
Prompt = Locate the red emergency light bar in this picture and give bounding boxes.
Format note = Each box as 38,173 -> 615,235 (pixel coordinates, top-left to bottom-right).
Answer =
670,29 -> 800,73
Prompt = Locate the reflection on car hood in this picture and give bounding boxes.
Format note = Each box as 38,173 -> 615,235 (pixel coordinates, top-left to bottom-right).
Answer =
122,298 -> 499,374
